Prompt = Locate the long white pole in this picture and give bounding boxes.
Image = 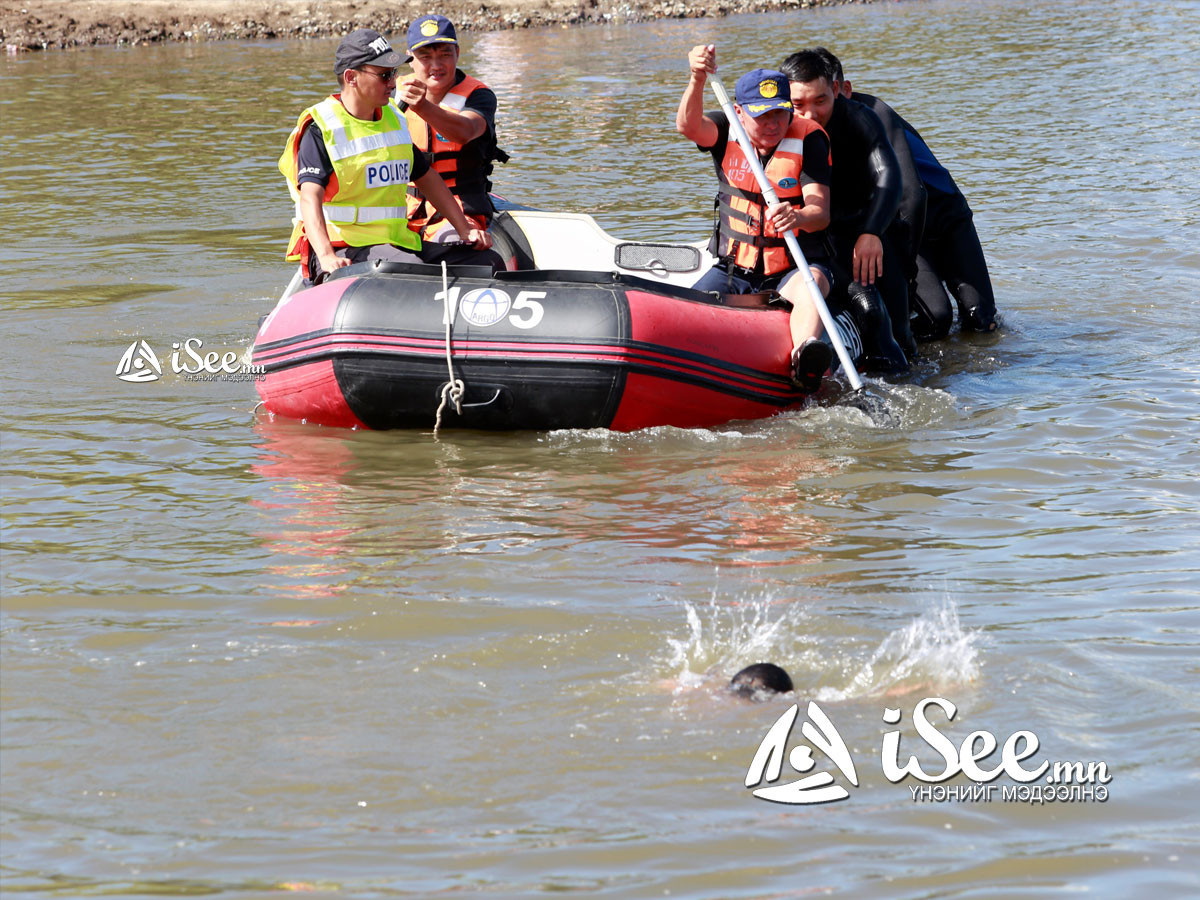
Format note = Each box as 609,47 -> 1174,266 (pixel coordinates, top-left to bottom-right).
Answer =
709,75 -> 863,391
278,265 -> 305,304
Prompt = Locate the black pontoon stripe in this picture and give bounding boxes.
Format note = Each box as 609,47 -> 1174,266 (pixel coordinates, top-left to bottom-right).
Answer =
257,338 -> 792,394
255,329 -> 789,387
260,344 -> 800,402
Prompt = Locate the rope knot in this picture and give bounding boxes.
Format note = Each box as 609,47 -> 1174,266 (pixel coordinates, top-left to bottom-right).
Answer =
432,260 -> 464,439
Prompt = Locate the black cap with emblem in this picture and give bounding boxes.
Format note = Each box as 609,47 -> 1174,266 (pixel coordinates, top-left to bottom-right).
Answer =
334,29 -> 403,77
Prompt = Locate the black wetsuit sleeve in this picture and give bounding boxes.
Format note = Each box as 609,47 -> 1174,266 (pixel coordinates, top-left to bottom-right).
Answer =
854,92 -> 926,258
845,99 -> 902,238
296,121 -> 334,188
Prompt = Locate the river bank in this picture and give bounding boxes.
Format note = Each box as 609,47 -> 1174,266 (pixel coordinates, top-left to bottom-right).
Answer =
2,0 -> 891,52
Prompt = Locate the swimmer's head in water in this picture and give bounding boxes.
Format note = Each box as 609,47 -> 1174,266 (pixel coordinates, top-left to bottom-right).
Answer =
730,663 -> 794,699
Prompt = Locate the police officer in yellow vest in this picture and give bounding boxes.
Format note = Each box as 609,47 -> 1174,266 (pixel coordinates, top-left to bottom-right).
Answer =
677,45 -> 835,392
280,28 -> 497,284
396,14 -> 508,243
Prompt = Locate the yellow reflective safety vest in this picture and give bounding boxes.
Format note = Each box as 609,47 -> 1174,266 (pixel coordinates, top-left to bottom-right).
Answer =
279,96 -> 420,262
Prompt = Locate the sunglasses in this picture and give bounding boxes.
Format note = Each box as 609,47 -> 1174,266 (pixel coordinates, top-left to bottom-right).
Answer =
360,67 -> 399,82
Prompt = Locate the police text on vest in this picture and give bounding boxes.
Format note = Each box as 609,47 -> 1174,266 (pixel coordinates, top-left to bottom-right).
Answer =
366,161 -> 411,188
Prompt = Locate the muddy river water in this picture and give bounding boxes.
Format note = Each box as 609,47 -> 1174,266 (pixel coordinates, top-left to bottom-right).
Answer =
2,0 -> 1198,896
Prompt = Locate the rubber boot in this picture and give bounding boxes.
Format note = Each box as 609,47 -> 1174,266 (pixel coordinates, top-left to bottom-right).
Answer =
960,302 -> 998,333
878,276 -> 917,356
894,303 -> 918,358
846,282 -> 909,375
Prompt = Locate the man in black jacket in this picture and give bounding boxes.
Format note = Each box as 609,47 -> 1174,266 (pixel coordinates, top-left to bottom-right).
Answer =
829,55 -> 999,336
781,50 -> 916,363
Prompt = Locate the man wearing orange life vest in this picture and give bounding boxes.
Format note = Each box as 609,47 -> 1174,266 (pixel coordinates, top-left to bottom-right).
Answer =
677,45 -> 835,391
396,14 -> 508,243
279,28 -> 495,284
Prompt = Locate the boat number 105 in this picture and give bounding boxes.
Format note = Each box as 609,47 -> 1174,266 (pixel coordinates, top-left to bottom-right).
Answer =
436,287 -> 546,330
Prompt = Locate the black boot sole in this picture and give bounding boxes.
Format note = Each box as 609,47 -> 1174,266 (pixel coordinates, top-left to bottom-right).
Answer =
791,340 -> 833,393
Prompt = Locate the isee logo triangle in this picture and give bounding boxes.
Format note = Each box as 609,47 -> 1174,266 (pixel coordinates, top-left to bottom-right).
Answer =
115,340 -> 162,383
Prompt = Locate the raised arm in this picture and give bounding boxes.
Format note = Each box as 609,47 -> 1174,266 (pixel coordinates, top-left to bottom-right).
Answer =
397,78 -> 489,145
676,44 -> 720,148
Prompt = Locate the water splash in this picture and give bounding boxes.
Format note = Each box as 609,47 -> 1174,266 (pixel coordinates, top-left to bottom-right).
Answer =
800,381 -> 961,433
653,593 -> 981,704
659,592 -> 809,693
816,602 -> 981,702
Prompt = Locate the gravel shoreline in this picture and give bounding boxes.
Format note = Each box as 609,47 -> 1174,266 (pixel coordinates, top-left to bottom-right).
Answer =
2,0 -> 892,52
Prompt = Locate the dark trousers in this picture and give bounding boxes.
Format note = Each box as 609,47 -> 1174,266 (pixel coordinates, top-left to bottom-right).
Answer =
830,227 -> 916,355
910,193 -> 997,338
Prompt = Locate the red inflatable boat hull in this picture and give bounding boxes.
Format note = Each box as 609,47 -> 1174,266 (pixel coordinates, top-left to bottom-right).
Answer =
252,262 -> 808,431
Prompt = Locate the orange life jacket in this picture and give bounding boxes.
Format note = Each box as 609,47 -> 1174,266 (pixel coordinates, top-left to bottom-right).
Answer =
404,73 -> 505,235
712,116 -> 828,276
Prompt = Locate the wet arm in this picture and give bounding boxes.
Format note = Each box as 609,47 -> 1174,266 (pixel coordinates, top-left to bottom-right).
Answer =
794,128 -> 832,233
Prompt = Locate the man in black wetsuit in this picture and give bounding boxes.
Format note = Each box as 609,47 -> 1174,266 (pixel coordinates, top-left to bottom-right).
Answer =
811,49 -> 926,336
781,50 -> 915,365
828,54 -> 999,337
903,125 -> 999,334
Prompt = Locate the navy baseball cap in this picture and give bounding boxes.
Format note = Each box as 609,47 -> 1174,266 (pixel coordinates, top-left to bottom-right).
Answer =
334,29 -> 402,76
406,14 -> 458,60
735,69 -> 794,117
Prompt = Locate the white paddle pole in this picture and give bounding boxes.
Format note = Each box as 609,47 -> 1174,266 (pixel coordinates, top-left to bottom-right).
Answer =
278,265 -> 304,304
709,75 -> 863,391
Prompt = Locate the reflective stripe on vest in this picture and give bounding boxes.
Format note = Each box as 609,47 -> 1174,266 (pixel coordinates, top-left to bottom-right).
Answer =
713,117 -> 824,276
322,125 -> 413,162
278,95 -> 420,261
323,205 -> 409,224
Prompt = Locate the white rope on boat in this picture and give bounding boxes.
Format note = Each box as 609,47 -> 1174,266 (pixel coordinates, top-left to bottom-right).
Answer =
433,259 -> 465,438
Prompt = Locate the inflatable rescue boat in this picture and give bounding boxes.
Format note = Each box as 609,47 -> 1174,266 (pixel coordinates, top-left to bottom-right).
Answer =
252,206 -> 810,431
